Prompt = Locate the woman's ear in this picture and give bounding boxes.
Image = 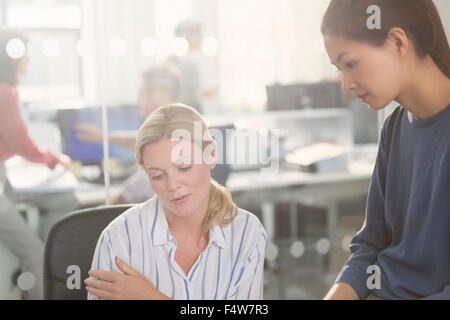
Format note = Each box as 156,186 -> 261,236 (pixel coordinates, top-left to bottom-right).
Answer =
386,27 -> 409,57
204,142 -> 217,169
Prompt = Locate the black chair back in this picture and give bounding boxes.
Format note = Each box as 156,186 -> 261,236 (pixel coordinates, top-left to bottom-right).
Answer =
43,205 -> 132,300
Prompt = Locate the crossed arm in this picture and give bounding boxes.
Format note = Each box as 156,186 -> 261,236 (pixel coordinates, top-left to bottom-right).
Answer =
85,257 -> 170,300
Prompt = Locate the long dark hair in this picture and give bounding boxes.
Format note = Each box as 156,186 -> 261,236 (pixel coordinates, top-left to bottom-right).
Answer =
0,28 -> 29,86
321,0 -> 450,79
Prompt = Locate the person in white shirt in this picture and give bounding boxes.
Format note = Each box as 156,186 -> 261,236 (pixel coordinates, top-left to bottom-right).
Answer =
76,65 -> 182,204
168,20 -> 220,114
85,104 -> 267,300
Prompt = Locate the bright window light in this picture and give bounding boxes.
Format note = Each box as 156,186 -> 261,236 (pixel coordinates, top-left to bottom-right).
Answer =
42,38 -> 61,58
76,38 -> 88,58
141,38 -> 159,57
6,38 -> 26,60
202,37 -> 219,57
172,37 -> 189,57
109,38 -> 127,58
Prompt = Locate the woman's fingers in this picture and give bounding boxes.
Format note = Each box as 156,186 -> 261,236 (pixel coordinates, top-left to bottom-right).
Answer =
115,257 -> 140,277
85,277 -> 114,291
86,285 -> 113,300
88,269 -> 118,282
58,153 -> 73,171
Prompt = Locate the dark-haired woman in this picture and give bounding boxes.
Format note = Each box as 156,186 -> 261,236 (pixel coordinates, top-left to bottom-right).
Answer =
321,0 -> 450,300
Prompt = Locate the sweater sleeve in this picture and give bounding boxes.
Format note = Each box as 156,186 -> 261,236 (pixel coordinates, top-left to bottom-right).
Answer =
0,87 -> 60,169
421,286 -> 450,300
334,120 -> 392,300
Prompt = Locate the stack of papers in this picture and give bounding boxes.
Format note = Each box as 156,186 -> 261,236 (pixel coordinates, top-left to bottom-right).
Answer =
285,142 -> 350,173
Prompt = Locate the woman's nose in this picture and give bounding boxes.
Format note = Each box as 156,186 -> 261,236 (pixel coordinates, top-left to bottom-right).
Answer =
341,72 -> 357,92
166,173 -> 182,192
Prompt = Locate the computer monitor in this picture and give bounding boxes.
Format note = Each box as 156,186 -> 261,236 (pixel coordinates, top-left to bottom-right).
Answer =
266,81 -> 346,111
58,105 -> 145,164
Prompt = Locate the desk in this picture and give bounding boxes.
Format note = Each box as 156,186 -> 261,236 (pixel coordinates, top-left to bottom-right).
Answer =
225,153 -> 375,299
75,182 -> 122,208
228,158 -> 374,249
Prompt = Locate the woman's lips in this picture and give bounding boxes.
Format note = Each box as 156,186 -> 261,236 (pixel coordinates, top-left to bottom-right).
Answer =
358,93 -> 369,102
172,194 -> 190,204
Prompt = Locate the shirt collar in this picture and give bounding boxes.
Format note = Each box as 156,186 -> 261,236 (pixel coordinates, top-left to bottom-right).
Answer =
150,196 -> 226,249
150,197 -> 172,246
209,224 -> 226,249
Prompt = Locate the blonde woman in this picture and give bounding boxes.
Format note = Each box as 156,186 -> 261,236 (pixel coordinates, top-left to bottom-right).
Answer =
85,104 -> 267,300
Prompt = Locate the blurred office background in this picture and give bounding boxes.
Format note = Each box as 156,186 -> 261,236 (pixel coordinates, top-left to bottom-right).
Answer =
0,0 -> 449,300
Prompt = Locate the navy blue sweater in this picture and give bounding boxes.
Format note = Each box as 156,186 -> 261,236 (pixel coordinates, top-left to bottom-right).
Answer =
336,104 -> 450,300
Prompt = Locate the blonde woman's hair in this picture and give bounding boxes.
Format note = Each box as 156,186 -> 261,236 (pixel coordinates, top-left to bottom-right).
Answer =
135,103 -> 238,235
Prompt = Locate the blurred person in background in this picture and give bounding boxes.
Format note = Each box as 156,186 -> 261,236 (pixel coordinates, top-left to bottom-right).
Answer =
0,28 -> 77,299
76,64 -> 182,205
168,19 -> 220,114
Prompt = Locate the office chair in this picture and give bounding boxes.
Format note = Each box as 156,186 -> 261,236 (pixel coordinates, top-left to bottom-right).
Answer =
43,205 -> 132,300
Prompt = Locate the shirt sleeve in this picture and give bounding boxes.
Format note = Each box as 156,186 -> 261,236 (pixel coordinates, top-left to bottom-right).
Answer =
334,123 -> 392,300
87,230 -> 119,300
229,226 -> 267,300
0,88 -> 60,168
421,286 -> 450,300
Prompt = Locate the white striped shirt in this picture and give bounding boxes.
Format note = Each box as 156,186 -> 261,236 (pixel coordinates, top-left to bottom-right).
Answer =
88,195 -> 267,300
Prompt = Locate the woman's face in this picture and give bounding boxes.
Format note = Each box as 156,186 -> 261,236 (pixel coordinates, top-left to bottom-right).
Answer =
324,35 -> 406,110
142,137 -> 215,222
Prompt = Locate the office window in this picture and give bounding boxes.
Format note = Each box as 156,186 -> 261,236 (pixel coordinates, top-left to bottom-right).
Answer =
6,0 -> 80,29
2,0 -> 82,102
216,0 -> 335,112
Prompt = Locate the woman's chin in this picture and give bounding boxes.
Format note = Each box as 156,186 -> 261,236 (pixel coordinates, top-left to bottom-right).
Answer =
367,100 -> 389,111
167,206 -> 196,219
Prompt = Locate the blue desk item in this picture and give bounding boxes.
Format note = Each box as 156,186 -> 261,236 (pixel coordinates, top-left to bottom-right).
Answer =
58,105 -> 144,164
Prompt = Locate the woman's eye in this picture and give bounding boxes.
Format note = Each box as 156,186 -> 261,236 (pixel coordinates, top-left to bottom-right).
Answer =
179,166 -> 192,172
346,61 -> 357,69
147,171 -> 163,180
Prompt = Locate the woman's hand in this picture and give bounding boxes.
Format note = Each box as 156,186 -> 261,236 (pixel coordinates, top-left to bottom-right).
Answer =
75,123 -> 103,143
85,257 -> 161,300
57,153 -> 73,171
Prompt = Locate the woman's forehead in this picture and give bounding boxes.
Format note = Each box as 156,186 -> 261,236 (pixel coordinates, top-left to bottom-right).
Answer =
325,35 -> 373,53
142,138 -> 202,168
